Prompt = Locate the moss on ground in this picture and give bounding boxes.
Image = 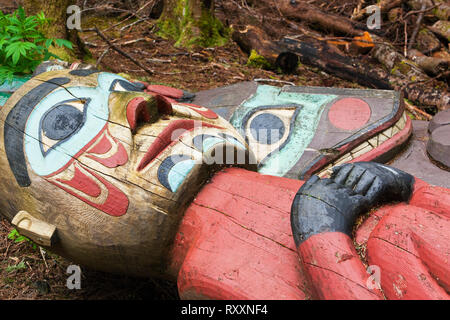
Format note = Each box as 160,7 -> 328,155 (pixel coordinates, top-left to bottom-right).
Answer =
246,50 -> 272,69
157,0 -> 229,48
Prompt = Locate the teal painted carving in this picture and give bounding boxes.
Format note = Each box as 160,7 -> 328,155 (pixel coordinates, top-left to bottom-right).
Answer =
230,85 -> 336,176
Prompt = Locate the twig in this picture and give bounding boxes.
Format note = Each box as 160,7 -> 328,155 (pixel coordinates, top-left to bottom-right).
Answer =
404,99 -> 432,121
4,241 -> 11,258
96,47 -> 110,68
408,1 -> 427,50
39,247 -> 49,270
147,58 -> 172,63
120,18 -> 149,32
403,21 -> 408,57
403,4 -> 440,20
254,78 -> 295,86
87,27 -> 154,76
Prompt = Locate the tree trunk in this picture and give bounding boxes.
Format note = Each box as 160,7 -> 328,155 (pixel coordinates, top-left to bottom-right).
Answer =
157,0 -> 229,48
23,0 -> 88,61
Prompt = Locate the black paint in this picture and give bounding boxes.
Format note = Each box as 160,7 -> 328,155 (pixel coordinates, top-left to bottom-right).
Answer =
250,113 -> 285,145
157,155 -> 191,191
290,162 -> 415,246
42,104 -> 84,141
192,134 -> 218,152
69,69 -> 99,77
4,77 -> 70,187
176,90 -> 196,103
110,79 -> 144,92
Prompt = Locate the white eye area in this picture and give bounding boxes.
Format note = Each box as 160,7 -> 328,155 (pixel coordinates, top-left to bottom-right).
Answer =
64,100 -> 86,112
244,107 -> 299,164
112,81 -> 128,92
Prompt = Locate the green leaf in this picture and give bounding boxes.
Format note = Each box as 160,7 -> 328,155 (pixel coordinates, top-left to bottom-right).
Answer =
54,39 -> 73,49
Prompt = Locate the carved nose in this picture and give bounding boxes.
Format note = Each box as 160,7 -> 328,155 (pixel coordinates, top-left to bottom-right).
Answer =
126,98 -> 152,132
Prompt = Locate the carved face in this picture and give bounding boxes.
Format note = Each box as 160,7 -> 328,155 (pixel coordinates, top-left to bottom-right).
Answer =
195,83 -> 410,180
0,70 -> 251,276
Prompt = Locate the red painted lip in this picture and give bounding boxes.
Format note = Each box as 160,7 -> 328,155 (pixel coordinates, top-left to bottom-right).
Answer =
137,119 -> 223,171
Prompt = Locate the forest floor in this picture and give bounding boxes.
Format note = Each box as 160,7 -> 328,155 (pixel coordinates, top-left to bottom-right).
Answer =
0,0 -> 444,300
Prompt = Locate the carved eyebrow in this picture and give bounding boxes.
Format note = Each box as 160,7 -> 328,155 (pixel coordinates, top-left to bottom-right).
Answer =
69,69 -> 100,77
109,79 -> 145,92
4,77 -> 70,187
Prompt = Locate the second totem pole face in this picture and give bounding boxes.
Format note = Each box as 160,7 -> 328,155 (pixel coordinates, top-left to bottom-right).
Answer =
0,70 -> 249,275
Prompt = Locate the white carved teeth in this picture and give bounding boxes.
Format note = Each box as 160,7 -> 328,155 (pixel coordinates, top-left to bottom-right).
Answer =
317,112 -> 408,178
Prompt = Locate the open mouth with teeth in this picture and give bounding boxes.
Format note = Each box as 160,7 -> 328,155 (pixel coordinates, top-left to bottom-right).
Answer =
316,111 -> 412,178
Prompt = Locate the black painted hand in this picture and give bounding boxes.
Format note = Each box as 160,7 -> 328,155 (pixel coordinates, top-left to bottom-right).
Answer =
291,162 -> 415,246
330,162 -> 415,206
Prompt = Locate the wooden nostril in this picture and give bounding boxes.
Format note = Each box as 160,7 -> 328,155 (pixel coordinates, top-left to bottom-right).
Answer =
127,97 -> 151,132
155,94 -> 173,115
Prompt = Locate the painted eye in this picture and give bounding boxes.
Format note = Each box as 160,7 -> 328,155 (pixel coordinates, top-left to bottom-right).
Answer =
42,104 -> 83,140
110,79 -> 145,92
250,113 -> 286,145
40,100 -> 88,153
243,105 -> 301,164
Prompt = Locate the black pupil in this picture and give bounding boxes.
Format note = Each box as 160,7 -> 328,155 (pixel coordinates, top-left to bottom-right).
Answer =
250,113 -> 285,144
42,104 -> 84,141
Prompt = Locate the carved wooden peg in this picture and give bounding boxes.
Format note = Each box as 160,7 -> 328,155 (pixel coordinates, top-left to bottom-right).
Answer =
11,211 -> 57,247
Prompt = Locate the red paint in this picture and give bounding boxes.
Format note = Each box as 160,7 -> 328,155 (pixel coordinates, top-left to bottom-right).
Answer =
87,139 -> 128,168
328,98 -> 371,131
355,178 -> 429,245
184,103 -> 218,119
51,163 -> 129,217
87,134 -> 112,155
171,168 -> 308,300
127,97 -> 152,131
85,128 -> 128,168
298,232 -> 383,300
171,168 -> 450,300
56,165 -> 101,198
410,185 -> 450,219
146,85 -> 184,99
367,204 -> 450,299
45,124 -> 109,178
137,120 -> 222,171
45,125 -> 129,216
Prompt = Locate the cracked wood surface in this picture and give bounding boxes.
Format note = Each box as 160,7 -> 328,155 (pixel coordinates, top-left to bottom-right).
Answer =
172,168 -> 449,300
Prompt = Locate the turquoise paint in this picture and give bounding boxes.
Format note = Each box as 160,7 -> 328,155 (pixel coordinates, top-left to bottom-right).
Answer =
230,85 -> 337,177
202,135 -> 246,153
168,159 -> 196,192
0,76 -> 32,107
24,73 -> 133,176
202,136 -> 226,152
0,92 -> 10,107
0,76 -> 31,93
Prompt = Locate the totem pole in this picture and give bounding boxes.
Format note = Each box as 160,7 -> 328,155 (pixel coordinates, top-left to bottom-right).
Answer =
0,69 -> 448,300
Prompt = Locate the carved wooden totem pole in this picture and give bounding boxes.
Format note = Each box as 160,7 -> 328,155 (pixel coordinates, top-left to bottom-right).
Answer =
0,69 -> 448,300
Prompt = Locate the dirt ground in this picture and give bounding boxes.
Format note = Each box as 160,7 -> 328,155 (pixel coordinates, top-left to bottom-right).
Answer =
0,1 -> 372,300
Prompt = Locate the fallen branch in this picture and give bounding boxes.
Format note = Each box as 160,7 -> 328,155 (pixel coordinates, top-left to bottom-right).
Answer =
87,27 -> 154,76
372,42 -> 450,110
404,99 -> 433,120
408,49 -> 449,75
408,1 -> 427,50
281,36 -> 391,89
352,0 -> 404,21
232,26 -> 299,73
278,0 -> 380,36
